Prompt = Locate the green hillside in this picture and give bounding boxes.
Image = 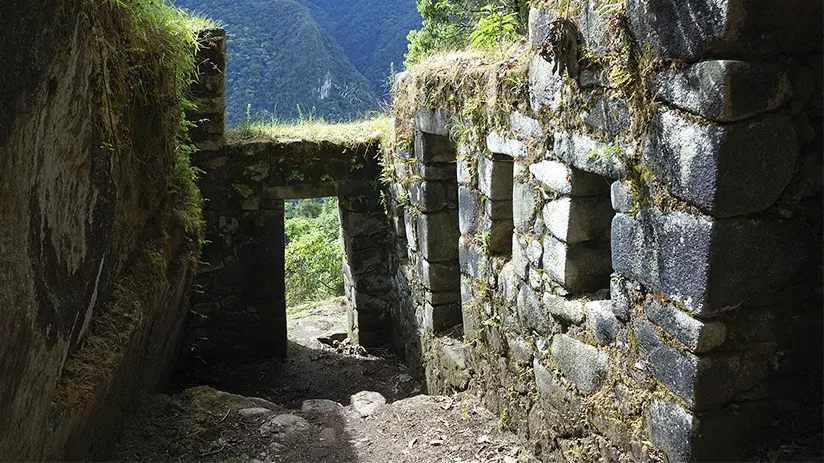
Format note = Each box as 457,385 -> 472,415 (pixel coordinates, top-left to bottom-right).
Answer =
296,0 -> 422,98
174,0 -> 379,126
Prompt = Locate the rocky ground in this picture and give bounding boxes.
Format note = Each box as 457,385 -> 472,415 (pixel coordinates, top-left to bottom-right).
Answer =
113,298 -> 533,462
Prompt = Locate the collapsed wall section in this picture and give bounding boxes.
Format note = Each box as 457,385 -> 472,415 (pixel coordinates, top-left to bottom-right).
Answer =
385,1 -> 822,461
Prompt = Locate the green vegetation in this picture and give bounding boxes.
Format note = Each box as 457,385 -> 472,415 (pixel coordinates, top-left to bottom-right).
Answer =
295,0 -> 422,98
405,0 -> 528,65
173,0 -> 393,126
285,198 -> 344,306
56,0 -> 208,409
230,114 -> 392,147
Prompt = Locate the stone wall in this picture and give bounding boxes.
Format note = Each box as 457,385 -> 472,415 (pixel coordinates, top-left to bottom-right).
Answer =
174,2 -> 821,461
0,3 -> 201,461
383,1 -> 823,461
185,58 -> 394,363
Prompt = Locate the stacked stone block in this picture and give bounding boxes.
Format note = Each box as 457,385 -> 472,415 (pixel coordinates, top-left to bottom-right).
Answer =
189,27 -> 225,152
611,0 -> 823,458
340,195 -> 395,346
386,1 -> 822,461
184,32 -> 394,361
400,116 -> 463,333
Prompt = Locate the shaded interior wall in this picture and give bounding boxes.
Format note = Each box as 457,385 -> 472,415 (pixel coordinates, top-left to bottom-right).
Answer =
384,1 -> 822,461
0,2 -> 202,461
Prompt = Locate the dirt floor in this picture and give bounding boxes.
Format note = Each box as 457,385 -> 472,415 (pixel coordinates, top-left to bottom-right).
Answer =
113,297 -> 534,462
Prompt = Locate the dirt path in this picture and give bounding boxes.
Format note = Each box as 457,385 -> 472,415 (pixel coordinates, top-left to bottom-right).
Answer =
113,298 -> 533,462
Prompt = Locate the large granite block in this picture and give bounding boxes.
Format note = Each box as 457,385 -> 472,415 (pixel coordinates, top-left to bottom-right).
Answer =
414,132 -> 455,163
542,196 -> 613,244
553,131 -> 625,178
530,160 -> 610,196
612,207 -> 813,314
652,61 -> 792,122
627,0 -> 822,60
550,334 -> 610,394
478,154 -> 514,201
417,211 -> 459,262
643,111 -> 797,217
542,235 -> 612,293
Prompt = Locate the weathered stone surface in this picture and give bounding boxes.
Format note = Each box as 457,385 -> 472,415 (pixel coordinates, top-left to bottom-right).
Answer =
423,302 -> 462,332
458,186 -> 481,236
529,55 -> 564,113
508,333 -> 534,365
543,235 -> 612,293
512,181 -> 536,232
534,359 -> 586,436
528,267 -> 543,290
500,264 -> 519,306
646,400 -> 695,463
610,181 -> 632,213
339,209 -> 386,237
512,234 -> 528,280
633,318 -> 698,405
581,97 -> 629,134
415,108 -> 450,136
652,61 -> 792,122
517,284 -> 552,334
553,132 -> 625,178
550,334 -> 610,394
609,277 -> 630,321
300,399 -> 342,414
403,210 -> 418,252
259,414 -> 311,437
509,111 -> 544,139
486,131 -> 528,158
414,131 -> 455,163
542,293 -> 585,325
528,8 -> 558,48
530,160 -> 610,196
526,239 -> 543,265
350,391 -> 387,417
238,407 -> 272,419
458,237 -> 485,278
417,211 -> 459,262
457,151 -> 475,187
417,162 -> 456,182
478,155 -> 514,201
612,207 -> 813,314
416,258 -> 460,292
542,196 -> 613,244
578,0 -> 610,57
579,66 -> 609,88
643,111 -> 798,217
439,339 -> 469,390
627,0 -> 823,60
586,300 -> 621,345
645,298 -> 726,353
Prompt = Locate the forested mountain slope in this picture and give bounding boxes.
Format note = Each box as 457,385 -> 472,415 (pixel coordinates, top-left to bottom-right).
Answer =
174,0 -> 379,125
296,0 -> 422,97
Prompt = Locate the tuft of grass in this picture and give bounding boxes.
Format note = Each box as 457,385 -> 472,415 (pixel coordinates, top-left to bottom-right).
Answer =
227,114 -> 393,148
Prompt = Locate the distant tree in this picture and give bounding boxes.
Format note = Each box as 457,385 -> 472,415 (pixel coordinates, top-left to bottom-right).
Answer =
404,0 -> 528,65
284,198 -> 344,305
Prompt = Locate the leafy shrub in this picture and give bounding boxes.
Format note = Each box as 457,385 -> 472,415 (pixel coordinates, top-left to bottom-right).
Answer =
469,4 -> 518,49
405,0 -> 527,65
284,198 -> 344,305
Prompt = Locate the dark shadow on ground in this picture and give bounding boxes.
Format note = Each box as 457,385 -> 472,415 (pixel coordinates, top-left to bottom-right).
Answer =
170,339 -> 420,409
